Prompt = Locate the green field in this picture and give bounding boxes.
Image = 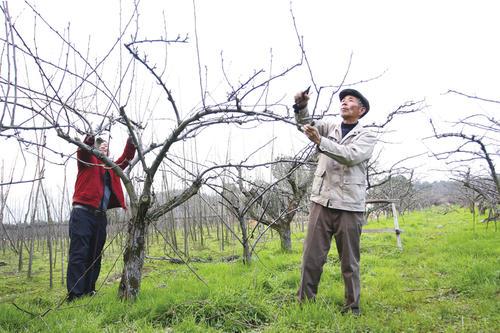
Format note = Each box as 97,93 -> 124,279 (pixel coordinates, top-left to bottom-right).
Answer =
0,208 -> 498,332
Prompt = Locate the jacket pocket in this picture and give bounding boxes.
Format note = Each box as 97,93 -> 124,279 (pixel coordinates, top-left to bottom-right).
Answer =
311,169 -> 326,195
343,176 -> 366,203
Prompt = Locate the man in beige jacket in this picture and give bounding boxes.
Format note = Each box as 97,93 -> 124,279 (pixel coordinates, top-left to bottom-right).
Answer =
294,88 -> 377,315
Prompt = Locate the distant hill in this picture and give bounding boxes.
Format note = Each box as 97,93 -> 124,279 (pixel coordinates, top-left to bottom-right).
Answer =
414,180 -> 463,206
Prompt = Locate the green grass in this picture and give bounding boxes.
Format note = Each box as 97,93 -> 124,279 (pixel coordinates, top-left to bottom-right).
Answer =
0,207 -> 498,332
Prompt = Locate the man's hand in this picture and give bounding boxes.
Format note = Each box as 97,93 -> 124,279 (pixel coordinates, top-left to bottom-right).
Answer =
294,90 -> 310,110
303,124 -> 321,145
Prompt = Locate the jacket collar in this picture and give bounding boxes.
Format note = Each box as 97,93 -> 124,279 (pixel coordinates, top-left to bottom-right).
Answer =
337,121 -> 364,144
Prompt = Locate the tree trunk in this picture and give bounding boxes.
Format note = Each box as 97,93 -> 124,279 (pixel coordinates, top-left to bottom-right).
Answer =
17,235 -> 23,272
145,223 -> 150,255
183,207 -> 189,257
278,223 -> 292,252
118,200 -> 150,301
242,239 -> 251,264
472,202 -> 476,233
27,235 -> 34,278
48,231 -> 53,288
169,211 -> 177,251
220,204 -> 224,251
220,219 -> 224,251
53,234 -> 57,269
238,217 -> 251,264
61,236 -> 65,285
198,207 -> 204,247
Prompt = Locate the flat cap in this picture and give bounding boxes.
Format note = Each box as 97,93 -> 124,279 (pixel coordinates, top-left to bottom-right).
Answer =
339,89 -> 370,117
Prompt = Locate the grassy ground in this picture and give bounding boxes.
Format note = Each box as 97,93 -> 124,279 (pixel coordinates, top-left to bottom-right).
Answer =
0,207 -> 498,332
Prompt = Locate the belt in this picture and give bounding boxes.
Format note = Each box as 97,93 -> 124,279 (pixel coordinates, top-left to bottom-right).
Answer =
73,204 -> 106,217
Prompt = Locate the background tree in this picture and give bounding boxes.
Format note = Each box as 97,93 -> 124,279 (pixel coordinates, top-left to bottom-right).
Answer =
426,91 -> 499,229
239,152 -> 314,252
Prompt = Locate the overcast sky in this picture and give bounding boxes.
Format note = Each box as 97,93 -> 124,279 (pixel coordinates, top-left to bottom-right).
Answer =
1,0 -> 499,217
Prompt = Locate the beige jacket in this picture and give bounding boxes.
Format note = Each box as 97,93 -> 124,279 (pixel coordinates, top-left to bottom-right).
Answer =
295,107 -> 377,212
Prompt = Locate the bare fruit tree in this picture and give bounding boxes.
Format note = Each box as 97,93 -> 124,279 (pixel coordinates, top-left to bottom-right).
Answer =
0,2 -> 303,300
238,152 -> 315,253
426,90 -> 499,227
364,101 -> 426,216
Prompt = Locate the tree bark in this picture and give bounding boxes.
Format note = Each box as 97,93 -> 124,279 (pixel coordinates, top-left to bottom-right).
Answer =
238,216 -> 251,264
60,235 -> 65,285
27,235 -> 34,278
278,223 -> 292,252
183,207 -> 189,257
17,234 -> 23,272
118,198 -> 150,301
48,231 -> 53,288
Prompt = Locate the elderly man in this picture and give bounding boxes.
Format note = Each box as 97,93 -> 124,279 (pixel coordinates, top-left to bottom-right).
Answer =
67,135 -> 136,301
294,88 -> 377,315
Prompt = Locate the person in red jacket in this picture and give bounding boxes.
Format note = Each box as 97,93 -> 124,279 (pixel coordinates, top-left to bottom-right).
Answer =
67,135 -> 136,301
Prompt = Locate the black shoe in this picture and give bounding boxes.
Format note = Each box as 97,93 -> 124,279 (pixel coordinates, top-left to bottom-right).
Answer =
86,290 -> 97,297
66,293 -> 83,302
341,306 -> 361,316
297,296 -> 316,305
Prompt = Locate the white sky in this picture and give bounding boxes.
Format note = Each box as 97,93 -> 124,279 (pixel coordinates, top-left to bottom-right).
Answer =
1,0 -> 499,218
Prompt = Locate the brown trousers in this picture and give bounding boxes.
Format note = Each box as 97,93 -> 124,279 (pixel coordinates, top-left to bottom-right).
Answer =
297,202 -> 364,310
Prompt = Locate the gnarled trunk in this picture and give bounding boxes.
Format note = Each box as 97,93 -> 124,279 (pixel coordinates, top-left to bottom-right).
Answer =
118,219 -> 147,300
278,223 -> 292,252
239,216 -> 251,264
118,198 -> 150,301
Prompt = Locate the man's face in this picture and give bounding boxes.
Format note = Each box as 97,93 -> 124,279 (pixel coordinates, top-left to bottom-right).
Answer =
340,95 -> 366,122
98,141 -> 109,156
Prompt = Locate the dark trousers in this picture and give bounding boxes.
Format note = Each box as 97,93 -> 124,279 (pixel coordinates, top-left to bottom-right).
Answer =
67,207 -> 107,297
298,202 -> 364,310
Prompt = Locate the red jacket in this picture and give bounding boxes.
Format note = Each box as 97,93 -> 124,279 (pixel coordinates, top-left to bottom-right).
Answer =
72,135 -> 136,210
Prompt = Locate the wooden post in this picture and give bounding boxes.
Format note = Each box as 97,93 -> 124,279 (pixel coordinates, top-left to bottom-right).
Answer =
391,202 -> 403,250
365,199 -> 403,250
